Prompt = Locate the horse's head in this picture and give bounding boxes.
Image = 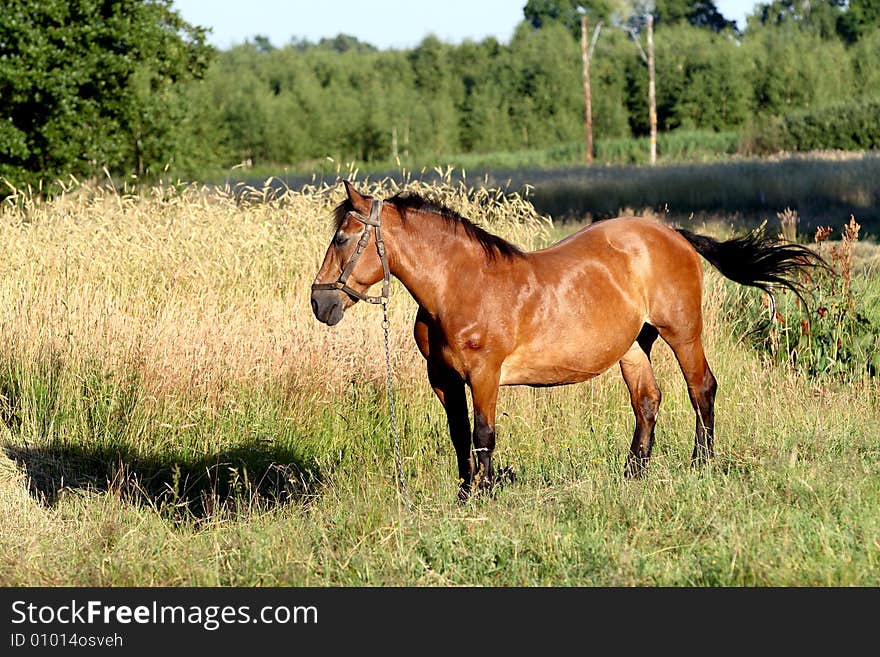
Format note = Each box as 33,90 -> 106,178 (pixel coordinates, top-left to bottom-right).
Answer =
311,180 -> 390,326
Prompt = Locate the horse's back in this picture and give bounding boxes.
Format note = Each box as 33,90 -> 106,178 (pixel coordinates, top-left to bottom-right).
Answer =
542,216 -> 693,259
547,216 -> 705,328
533,216 -> 702,293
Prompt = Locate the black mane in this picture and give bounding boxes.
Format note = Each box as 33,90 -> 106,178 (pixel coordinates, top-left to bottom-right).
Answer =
331,191 -> 524,260
386,191 -> 523,260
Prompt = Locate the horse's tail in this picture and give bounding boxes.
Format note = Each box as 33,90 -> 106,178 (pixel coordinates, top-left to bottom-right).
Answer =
676,228 -> 827,312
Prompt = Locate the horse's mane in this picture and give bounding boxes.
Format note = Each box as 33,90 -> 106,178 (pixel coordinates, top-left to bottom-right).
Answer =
331,191 -> 524,261
386,191 -> 524,260
332,197 -> 356,231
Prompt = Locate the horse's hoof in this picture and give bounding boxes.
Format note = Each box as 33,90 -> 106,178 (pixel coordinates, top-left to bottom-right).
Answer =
624,457 -> 649,479
495,465 -> 516,486
479,467 -> 517,495
691,449 -> 714,467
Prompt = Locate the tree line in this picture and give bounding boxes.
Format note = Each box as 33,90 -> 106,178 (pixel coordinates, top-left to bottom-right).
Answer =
1,0 -> 879,192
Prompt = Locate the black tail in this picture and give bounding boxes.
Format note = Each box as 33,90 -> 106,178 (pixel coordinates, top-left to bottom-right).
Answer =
676,228 -> 827,309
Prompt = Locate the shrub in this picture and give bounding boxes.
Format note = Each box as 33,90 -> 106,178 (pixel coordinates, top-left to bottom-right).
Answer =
729,215 -> 880,380
739,115 -> 794,155
741,96 -> 880,155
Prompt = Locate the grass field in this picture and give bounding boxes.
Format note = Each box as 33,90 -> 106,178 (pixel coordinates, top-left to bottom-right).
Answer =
1,176 -> 878,586
233,151 -> 880,235
207,129 -> 741,184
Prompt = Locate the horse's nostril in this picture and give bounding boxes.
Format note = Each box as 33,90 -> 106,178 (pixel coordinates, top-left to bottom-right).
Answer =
311,297 -> 319,316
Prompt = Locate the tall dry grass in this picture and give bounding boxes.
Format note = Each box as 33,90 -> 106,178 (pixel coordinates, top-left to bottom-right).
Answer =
0,177 -> 549,400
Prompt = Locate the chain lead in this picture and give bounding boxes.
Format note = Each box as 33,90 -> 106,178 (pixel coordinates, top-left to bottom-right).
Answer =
382,297 -> 410,508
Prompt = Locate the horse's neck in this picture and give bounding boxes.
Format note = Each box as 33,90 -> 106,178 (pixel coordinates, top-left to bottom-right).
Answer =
387,213 -> 486,316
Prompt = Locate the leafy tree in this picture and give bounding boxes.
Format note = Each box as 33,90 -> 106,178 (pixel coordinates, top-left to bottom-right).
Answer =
174,6 -> 872,170
748,0 -> 846,40
837,0 -> 880,43
654,25 -> 751,130
252,35 -> 275,52
507,22 -> 584,149
316,34 -> 378,53
406,36 -> 459,155
653,0 -> 738,32
851,28 -> 880,91
588,29 -> 635,138
743,26 -> 852,116
452,38 -> 505,152
525,0 -> 737,35
524,0 -> 614,38
0,0 -> 211,190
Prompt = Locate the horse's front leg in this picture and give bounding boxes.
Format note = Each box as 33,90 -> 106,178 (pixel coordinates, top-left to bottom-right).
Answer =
427,360 -> 474,501
468,365 -> 502,493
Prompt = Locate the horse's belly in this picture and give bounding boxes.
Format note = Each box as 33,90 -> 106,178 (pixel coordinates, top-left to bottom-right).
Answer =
499,350 -> 615,386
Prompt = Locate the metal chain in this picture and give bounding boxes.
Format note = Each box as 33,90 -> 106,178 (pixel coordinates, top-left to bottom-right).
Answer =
382,298 -> 411,508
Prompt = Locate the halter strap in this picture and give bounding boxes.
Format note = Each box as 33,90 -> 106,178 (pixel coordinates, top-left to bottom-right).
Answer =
311,199 -> 390,305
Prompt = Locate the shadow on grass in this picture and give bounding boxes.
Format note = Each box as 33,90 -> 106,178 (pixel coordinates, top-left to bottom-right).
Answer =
3,441 -> 323,520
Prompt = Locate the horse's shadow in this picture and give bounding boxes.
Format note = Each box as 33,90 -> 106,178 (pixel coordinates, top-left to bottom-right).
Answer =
3,441 -> 323,520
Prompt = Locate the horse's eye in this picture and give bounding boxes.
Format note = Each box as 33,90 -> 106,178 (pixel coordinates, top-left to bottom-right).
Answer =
335,232 -> 348,246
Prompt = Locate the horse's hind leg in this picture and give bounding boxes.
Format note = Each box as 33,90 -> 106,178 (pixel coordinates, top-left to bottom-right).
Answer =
620,341 -> 662,478
661,333 -> 717,465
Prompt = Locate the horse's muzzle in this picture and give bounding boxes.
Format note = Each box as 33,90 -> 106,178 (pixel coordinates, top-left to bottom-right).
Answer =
311,288 -> 345,326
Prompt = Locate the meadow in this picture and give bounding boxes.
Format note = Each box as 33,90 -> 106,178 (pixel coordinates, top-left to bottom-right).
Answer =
239,150 -> 880,231
1,174 -> 878,586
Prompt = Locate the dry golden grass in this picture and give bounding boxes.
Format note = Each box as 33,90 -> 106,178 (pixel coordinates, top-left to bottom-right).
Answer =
0,177 -> 550,402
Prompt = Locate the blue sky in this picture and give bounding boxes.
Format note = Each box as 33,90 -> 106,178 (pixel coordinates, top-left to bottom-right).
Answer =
172,1 -> 760,51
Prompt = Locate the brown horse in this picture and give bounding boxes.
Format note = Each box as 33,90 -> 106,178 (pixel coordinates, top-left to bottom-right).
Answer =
312,181 -> 822,500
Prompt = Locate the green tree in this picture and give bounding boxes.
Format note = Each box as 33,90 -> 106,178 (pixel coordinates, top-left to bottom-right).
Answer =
743,25 -> 852,116
851,29 -> 880,91
748,0 -> 846,40
587,29 -> 634,138
452,38 -> 505,152
0,0 -> 211,190
507,22 -> 583,149
126,0 -> 873,174
252,35 -> 275,52
524,0 -> 614,38
658,25 -> 751,130
406,36 -> 460,156
838,0 -> 880,43
654,0 -> 738,32
316,34 -> 378,53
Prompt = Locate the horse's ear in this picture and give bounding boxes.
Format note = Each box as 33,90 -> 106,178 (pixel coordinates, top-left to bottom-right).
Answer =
343,180 -> 370,214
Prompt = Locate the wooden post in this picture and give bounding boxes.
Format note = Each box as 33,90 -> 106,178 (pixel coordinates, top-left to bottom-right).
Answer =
647,14 -> 657,165
581,15 -> 593,165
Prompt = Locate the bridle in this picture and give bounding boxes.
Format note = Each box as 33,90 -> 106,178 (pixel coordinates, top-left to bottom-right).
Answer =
311,198 -> 390,304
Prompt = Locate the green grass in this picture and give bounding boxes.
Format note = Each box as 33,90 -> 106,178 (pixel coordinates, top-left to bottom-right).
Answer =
2,273 -> 878,586
196,129 -> 741,185
405,130 -> 740,171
